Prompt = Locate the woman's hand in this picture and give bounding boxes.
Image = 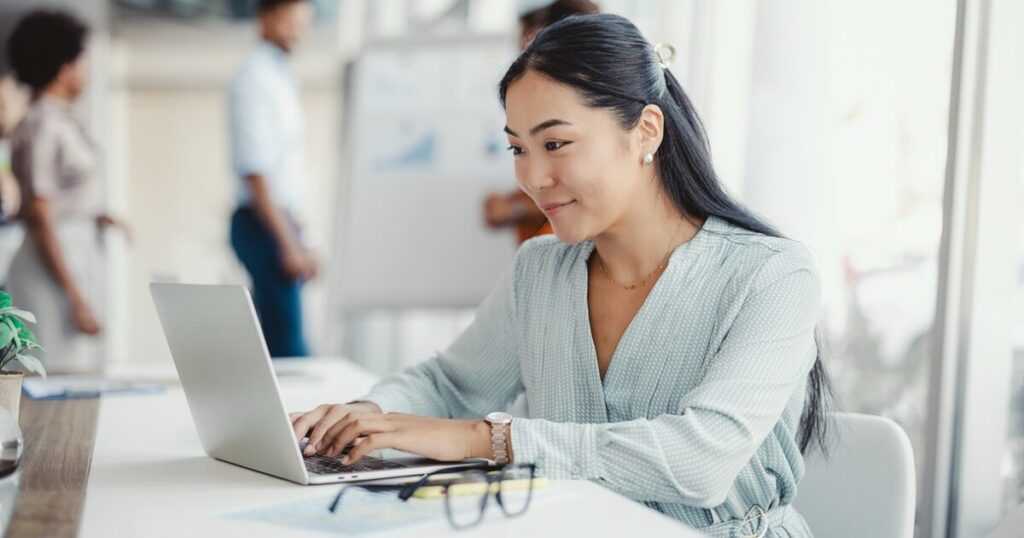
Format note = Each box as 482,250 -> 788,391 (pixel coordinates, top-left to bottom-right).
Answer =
322,412 -> 492,465
96,214 -> 132,243
290,402 -> 382,455
70,296 -> 101,335
291,403 -> 494,465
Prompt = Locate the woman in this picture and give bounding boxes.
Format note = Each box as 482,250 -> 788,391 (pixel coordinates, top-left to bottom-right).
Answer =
293,14 -> 829,537
5,11 -> 116,372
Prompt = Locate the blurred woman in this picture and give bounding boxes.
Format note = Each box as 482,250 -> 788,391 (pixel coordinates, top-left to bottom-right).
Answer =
0,75 -> 28,288
5,10 -> 119,373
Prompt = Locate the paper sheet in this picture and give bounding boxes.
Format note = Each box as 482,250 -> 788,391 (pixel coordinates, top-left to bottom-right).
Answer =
224,486 -> 570,535
224,488 -> 450,535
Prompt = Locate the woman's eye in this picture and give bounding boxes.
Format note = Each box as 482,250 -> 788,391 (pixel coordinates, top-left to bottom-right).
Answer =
506,145 -> 524,156
545,141 -> 568,151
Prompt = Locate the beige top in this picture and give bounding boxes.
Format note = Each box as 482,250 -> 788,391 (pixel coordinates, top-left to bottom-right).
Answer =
10,96 -> 101,219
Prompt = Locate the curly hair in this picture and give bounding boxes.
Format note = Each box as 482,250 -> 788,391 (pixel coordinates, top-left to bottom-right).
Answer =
6,10 -> 88,93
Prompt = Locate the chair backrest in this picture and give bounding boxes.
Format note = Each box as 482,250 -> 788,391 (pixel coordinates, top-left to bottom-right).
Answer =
792,413 -> 916,538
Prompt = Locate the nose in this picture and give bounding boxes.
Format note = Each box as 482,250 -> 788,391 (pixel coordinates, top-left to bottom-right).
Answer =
518,156 -> 556,194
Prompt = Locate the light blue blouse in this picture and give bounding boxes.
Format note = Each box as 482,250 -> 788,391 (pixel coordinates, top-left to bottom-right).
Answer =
359,216 -> 821,537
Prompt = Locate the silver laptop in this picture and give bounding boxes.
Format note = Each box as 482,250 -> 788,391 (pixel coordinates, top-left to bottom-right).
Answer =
149,282 -> 483,485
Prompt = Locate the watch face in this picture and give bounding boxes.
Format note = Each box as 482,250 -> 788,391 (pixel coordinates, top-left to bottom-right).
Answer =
486,411 -> 512,423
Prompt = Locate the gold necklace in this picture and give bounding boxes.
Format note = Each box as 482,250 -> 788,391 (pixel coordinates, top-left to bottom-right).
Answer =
595,222 -> 684,291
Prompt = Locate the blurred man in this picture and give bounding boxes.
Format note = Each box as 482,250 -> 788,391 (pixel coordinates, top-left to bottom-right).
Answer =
227,0 -> 315,357
483,0 -> 599,243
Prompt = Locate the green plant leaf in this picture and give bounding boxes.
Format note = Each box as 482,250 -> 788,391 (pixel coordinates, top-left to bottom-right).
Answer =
0,308 -> 36,324
3,318 -> 19,350
10,315 -> 35,344
0,323 -> 13,351
0,292 -> 11,310
15,353 -> 46,379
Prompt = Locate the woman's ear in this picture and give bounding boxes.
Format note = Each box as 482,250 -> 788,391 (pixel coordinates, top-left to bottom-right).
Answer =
637,104 -> 665,154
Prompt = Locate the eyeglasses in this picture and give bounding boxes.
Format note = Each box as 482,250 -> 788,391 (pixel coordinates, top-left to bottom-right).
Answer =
328,462 -> 538,529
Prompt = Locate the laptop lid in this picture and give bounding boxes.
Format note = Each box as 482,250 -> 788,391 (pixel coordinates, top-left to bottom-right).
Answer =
149,283 -> 310,484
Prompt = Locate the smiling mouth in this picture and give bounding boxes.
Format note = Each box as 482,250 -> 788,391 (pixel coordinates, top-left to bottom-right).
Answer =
540,200 -> 576,215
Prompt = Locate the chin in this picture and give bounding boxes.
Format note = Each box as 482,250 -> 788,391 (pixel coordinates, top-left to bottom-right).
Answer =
550,223 -> 591,245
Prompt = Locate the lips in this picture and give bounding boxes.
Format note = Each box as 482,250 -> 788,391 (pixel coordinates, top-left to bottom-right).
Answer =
540,200 -> 576,215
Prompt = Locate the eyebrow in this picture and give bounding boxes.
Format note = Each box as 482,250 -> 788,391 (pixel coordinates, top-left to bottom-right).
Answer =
504,118 -> 573,138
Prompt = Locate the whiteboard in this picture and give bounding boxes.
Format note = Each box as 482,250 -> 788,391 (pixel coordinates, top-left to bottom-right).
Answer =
336,35 -> 521,309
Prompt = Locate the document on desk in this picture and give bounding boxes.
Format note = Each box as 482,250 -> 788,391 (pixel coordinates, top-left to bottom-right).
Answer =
224,487 -> 573,535
225,489 -> 440,535
22,375 -> 165,400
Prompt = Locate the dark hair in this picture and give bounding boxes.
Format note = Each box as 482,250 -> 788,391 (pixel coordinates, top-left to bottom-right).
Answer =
6,10 -> 88,94
519,0 -> 599,31
499,13 -> 832,453
258,0 -> 310,13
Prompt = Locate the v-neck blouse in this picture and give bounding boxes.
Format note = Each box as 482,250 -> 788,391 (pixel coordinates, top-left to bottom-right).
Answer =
360,216 -> 821,537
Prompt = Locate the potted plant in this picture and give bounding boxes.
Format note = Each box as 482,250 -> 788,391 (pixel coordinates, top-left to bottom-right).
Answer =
0,291 -> 45,420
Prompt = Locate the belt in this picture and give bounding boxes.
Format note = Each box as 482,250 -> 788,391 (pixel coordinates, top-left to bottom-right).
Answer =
704,504 -> 792,538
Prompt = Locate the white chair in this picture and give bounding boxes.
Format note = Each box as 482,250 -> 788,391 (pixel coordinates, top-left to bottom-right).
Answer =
792,413 -> 916,538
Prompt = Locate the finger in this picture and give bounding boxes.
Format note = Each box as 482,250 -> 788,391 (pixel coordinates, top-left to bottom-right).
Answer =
322,414 -> 372,457
324,414 -> 394,458
290,407 -> 321,441
344,432 -> 400,465
291,405 -> 328,441
305,406 -> 351,455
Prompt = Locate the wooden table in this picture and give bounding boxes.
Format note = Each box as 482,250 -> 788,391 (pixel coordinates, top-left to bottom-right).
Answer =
7,396 -> 99,538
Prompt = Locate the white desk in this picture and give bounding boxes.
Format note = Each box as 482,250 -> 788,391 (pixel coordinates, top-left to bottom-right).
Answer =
80,358 -> 703,537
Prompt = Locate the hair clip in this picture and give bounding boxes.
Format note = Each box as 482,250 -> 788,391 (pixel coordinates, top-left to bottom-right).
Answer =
653,42 -> 676,70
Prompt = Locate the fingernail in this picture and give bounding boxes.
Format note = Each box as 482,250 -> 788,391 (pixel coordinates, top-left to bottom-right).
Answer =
341,456 -> 349,465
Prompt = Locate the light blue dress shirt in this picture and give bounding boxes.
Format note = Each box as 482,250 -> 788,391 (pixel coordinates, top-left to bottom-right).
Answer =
359,216 -> 822,537
227,40 -> 306,214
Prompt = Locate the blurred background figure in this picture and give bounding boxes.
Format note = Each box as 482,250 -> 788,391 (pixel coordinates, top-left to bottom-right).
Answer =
0,74 -> 28,289
5,9 -> 123,373
482,0 -> 598,244
228,0 -> 316,358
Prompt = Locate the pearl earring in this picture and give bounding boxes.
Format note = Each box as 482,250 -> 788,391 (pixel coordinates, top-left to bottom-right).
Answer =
642,152 -> 654,165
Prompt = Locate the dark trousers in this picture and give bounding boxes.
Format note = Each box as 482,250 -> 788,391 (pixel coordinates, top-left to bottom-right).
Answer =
230,207 -> 309,358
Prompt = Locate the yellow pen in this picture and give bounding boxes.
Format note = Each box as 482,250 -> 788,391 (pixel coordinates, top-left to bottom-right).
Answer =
411,477 -> 549,499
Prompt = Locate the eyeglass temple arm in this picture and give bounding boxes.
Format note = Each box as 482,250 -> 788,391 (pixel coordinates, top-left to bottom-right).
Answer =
397,464 -> 494,502
329,484 -> 404,512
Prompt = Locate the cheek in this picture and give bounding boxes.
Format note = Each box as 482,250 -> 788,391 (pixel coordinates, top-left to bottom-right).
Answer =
561,144 -> 635,207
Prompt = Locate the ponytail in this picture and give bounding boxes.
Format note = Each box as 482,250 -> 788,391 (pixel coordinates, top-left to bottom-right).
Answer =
499,13 -> 833,453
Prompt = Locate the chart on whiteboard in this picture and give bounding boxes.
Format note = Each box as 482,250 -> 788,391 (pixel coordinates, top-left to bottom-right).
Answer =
338,36 -> 522,309
351,43 -> 516,184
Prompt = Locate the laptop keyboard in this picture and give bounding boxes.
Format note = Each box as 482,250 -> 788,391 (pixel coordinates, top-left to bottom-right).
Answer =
305,454 -> 408,474
303,445 -> 408,475
300,440 -> 410,475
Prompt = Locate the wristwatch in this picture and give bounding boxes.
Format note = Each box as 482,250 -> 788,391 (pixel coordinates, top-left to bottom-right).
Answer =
484,412 -> 513,465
